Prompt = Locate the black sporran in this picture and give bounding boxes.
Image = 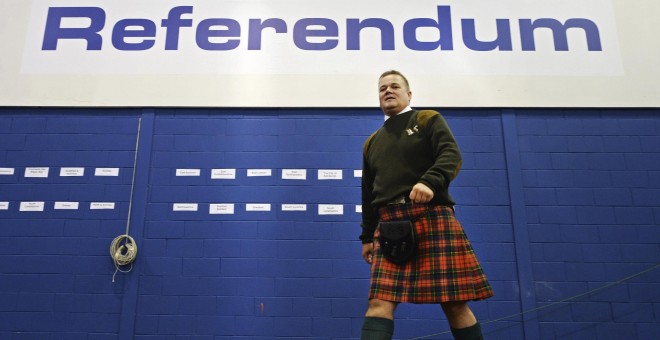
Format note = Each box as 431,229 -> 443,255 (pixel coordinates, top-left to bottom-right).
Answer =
377,220 -> 416,264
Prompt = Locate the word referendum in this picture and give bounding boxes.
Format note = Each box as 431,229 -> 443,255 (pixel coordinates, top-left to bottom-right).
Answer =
42,5 -> 603,52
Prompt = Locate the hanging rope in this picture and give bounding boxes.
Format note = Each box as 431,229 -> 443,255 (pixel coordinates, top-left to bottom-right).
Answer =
110,117 -> 142,282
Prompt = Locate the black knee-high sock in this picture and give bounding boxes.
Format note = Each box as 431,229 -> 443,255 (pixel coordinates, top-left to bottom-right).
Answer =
451,322 -> 483,340
360,317 -> 394,340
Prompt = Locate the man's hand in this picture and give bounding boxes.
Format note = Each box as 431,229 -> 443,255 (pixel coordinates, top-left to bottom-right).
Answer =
362,242 -> 374,264
410,182 -> 434,203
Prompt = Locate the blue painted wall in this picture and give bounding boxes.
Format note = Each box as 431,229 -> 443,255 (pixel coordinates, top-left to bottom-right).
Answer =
0,108 -> 658,339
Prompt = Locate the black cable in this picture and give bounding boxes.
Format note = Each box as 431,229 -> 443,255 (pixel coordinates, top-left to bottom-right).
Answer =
409,262 -> 660,340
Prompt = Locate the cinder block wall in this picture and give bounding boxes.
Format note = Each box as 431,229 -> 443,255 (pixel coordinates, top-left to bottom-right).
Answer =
0,108 -> 658,339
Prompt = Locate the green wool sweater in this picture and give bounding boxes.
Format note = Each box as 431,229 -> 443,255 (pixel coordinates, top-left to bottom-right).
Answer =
360,109 -> 462,243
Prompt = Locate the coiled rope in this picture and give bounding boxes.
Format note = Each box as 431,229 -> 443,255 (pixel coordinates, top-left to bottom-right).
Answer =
110,117 -> 141,282
110,234 -> 138,282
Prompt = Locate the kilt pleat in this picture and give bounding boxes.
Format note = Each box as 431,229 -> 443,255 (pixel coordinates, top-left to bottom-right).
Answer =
369,203 -> 494,303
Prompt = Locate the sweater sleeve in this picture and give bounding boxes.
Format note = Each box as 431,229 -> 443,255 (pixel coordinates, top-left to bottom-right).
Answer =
417,113 -> 462,194
360,134 -> 379,243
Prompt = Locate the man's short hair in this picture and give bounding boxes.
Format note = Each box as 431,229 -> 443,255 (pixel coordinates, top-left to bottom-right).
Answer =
379,70 -> 410,90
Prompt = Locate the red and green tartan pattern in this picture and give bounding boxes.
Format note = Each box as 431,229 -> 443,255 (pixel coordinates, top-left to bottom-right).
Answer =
369,203 -> 494,303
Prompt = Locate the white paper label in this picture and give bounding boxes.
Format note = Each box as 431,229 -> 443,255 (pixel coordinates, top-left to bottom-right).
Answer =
176,168 -> 201,177
282,204 -> 307,211
20,201 -> 45,211
354,170 -> 363,178
318,204 -> 344,215
211,168 -> 236,179
54,202 -> 80,210
246,204 -> 271,212
95,168 -> 120,176
60,167 -> 85,177
173,203 -> 198,211
0,202 -> 9,210
356,205 -> 362,213
209,203 -> 235,214
247,169 -> 272,177
282,169 -> 307,180
90,202 -> 115,210
0,168 -> 15,175
318,169 -> 343,180
24,167 -> 49,178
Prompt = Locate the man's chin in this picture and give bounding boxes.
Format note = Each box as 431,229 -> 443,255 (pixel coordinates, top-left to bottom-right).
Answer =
382,108 -> 398,116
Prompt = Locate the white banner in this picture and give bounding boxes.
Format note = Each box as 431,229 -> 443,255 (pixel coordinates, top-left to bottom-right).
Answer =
1,0 -> 658,107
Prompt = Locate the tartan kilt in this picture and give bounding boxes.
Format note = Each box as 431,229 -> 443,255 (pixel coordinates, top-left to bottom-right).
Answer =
369,203 -> 494,303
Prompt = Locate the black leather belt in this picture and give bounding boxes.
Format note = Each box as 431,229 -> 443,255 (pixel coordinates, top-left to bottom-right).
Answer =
386,195 -> 410,205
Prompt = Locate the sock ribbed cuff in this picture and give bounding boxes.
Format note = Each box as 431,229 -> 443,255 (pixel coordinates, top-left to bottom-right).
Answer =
450,322 -> 483,340
361,317 -> 394,340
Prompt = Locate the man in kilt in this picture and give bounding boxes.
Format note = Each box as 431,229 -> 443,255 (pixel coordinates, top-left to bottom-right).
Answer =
360,70 -> 494,340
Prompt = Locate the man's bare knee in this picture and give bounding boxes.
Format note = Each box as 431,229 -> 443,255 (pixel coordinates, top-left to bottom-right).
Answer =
366,299 -> 398,319
441,301 -> 477,329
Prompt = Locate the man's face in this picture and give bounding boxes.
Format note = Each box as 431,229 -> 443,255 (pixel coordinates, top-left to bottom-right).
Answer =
378,74 -> 412,116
